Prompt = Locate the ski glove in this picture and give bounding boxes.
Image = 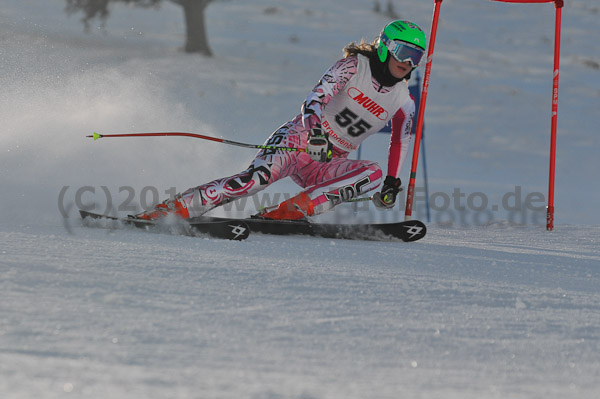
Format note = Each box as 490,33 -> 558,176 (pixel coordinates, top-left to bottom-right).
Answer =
306,126 -> 333,163
373,176 -> 402,208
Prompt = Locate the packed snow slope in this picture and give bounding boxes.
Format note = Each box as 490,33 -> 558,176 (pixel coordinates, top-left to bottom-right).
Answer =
1,1 -> 599,398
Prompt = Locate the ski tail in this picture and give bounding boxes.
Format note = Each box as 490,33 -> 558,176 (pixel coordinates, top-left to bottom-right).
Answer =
79,210 -> 250,241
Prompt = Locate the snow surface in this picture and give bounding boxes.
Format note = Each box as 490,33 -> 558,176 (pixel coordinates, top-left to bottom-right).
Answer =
1,0 -> 599,398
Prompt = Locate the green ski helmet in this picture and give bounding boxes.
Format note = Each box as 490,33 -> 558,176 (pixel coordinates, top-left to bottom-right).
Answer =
377,20 -> 426,67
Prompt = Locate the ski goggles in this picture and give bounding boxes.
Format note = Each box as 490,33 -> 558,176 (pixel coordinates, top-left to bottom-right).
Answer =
381,34 -> 425,67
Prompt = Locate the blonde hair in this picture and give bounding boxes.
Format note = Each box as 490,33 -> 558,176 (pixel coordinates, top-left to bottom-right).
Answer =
343,38 -> 378,58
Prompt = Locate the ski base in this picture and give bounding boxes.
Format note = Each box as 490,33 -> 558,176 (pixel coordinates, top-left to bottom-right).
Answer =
79,210 -> 250,241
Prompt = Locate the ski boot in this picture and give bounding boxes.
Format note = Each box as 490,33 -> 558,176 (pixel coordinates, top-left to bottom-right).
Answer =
258,192 -> 314,221
132,195 -> 190,221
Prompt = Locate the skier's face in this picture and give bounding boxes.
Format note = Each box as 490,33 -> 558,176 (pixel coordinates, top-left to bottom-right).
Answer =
388,57 -> 412,80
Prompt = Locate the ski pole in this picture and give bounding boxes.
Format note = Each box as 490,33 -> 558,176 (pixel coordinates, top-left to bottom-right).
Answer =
347,196 -> 373,203
347,189 -> 404,204
87,132 -> 306,153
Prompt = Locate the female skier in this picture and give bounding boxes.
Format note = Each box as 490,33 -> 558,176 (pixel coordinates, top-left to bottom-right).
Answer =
135,19 -> 427,221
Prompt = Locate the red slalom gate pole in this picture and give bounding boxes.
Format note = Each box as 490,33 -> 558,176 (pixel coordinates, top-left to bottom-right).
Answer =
491,0 -> 563,230
547,0 -> 563,231
491,0 -> 555,3
404,0 -> 444,221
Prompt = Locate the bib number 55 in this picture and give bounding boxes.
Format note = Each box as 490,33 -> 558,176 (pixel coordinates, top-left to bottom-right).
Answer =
335,108 -> 372,137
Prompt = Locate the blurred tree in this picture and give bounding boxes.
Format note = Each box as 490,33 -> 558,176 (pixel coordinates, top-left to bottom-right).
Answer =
65,0 -> 216,56
373,1 -> 400,19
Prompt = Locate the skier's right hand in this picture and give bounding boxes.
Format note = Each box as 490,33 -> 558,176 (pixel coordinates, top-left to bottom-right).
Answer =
306,126 -> 333,163
373,176 -> 402,208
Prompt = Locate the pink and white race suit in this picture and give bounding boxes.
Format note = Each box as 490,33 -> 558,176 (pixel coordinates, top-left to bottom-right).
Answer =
181,54 -> 415,217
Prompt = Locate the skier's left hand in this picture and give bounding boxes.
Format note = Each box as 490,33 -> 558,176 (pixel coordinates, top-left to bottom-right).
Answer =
306,126 -> 333,162
373,176 -> 402,208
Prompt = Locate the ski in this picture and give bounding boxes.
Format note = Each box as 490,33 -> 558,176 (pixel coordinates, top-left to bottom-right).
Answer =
80,210 -> 426,242
79,210 -> 250,241
192,215 -> 427,242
